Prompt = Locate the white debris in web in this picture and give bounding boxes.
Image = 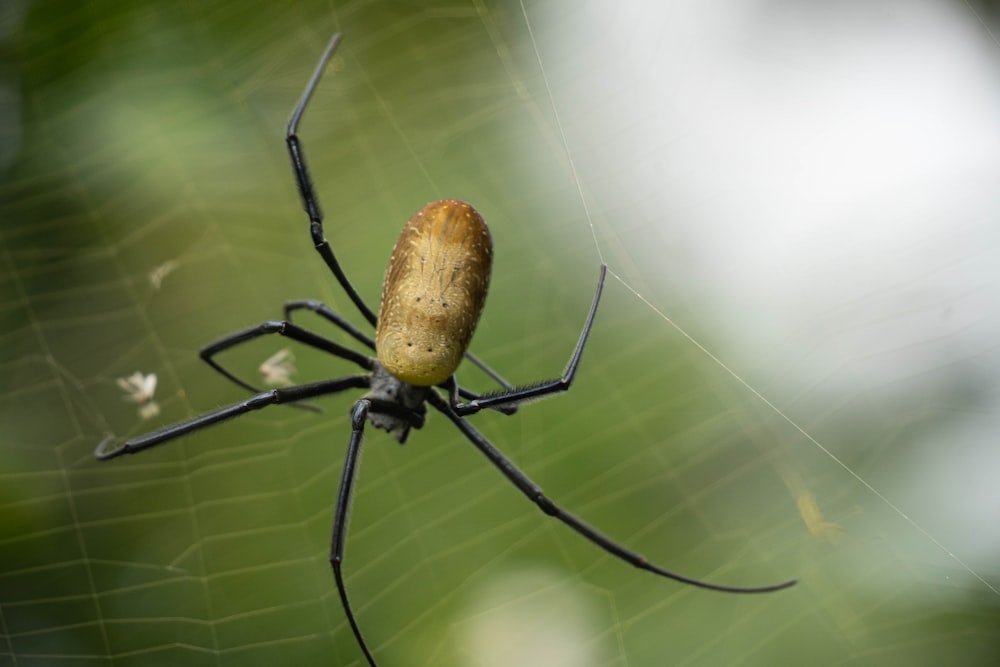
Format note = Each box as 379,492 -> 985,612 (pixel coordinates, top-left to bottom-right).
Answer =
149,260 -> 179,291
259,349 -> 297,386
117,372 -> 160,420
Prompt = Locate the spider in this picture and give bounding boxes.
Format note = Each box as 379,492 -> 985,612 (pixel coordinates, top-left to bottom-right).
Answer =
95,32 -> 796,666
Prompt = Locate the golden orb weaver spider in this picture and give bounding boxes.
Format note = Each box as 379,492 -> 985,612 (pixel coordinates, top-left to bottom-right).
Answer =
95,32 -> 796,667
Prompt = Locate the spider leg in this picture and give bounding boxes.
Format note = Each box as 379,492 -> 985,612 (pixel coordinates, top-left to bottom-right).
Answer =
330,398 -> 418,667
430,391 -> 796,594
95,375 -> 370,460
285,299 -> 376,350
286,33 -> 378,328
441,376 -> 517,417
453,264 -> 607,416
462,351 -> 516,394
330,400 -> 376,666
199,320 -> 374,411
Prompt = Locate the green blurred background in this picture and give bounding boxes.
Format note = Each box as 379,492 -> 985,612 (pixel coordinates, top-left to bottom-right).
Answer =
2,1 -> 999,665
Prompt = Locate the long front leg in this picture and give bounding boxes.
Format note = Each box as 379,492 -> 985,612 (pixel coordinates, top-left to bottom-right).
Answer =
286,33 -> 379,328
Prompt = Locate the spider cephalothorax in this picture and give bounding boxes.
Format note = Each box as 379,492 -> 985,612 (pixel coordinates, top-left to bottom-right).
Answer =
363,362 -> 428,443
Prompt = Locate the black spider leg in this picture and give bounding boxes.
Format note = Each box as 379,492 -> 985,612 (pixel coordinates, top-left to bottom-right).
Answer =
285,31 -> 517,403
198,319 -> 374,413
462,352 -> 516,396
440,376 -> 516,417
285,299 -> 375,350
330,398 -> 424,667
452,264 -> 607,416
286,32 -> 377,327
94,376 -> 371,460
429,391 -> 796,594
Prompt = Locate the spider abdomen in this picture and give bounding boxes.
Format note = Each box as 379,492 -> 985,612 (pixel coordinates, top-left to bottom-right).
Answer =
375,199 -> 492,386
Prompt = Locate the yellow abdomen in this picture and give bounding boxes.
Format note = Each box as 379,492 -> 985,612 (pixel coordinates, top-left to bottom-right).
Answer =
375,199 -> 492,386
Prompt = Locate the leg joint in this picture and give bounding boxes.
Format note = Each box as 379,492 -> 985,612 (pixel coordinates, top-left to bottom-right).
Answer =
535,492 -> 558,516
310,221 -> 325,247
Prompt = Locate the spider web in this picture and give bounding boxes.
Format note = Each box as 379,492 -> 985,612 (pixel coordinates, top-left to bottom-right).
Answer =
2,0 -> 1000,665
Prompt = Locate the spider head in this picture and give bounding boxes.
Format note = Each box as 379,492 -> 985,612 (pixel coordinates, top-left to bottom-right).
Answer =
365,362 -> 430,443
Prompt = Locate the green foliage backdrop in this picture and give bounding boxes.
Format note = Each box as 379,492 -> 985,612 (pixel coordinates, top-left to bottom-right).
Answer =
2,1 -> 998,665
